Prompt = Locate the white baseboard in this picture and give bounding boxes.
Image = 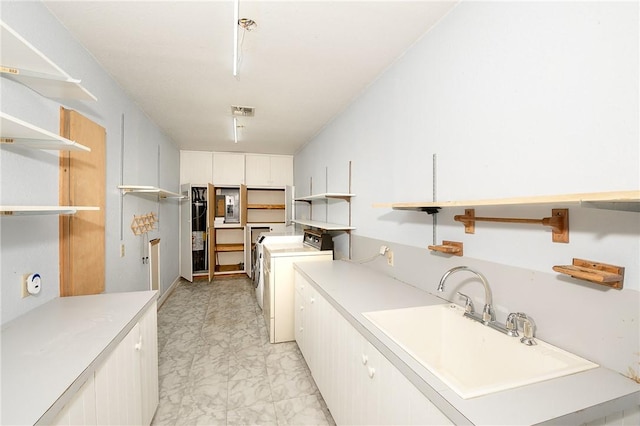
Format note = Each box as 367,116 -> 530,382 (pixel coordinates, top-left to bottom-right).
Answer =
157,276 -> 181,308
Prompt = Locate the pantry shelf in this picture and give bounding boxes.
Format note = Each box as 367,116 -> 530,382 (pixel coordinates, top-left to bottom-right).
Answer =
0,205 -> 100,216
1,112 -> 90,152
1,21 -> 96,101
247,204 -> 285,210
553,259 -> 624,289
215,243 -> 245,252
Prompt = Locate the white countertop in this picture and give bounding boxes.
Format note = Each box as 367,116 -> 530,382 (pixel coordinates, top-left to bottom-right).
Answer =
1,291 -> 158,425
294,260 -> 640,425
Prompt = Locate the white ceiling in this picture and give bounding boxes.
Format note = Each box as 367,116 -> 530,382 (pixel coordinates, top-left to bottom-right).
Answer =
44,1 -> 457,155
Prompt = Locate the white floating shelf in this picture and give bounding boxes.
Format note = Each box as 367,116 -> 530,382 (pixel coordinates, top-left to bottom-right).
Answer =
0,206 -> 100,216
1,112 -> 90,152
1,21 -> 97,101
295,193 -> 355,201
119,185 -> 184,199
292,219 -> 356,231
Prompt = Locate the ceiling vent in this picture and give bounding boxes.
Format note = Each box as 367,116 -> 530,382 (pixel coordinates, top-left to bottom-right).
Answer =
231,105 -> 255,117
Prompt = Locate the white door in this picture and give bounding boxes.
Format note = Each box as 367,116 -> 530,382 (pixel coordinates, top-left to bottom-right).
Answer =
285,185 -> 294,226
179,183 -> 193,282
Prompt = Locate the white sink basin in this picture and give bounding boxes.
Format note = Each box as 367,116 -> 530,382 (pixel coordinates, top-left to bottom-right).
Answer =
363,304 -> 598,399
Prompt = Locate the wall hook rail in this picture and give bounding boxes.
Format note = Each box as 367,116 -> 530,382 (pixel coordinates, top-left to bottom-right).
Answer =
454,208 -> 569,243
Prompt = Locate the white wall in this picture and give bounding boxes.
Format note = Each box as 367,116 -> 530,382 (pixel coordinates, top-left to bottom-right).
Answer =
294,1 -> 639,376
0,2 -> 181,324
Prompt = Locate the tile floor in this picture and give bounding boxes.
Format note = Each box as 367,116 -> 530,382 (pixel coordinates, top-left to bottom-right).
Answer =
151,276 -> 335,426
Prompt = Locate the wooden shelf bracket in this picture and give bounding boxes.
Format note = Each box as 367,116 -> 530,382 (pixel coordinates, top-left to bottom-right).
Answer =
553,259 -> 624,289
454,208 -> 569,243
427,241 -> 463,256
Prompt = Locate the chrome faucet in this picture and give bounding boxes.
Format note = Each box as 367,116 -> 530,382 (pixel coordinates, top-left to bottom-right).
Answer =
438,266 -> 495,324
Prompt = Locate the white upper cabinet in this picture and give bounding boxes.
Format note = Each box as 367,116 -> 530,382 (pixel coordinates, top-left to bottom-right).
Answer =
180,150 -> 213,184
213,152 -> 245,185
245,154 -> 293,187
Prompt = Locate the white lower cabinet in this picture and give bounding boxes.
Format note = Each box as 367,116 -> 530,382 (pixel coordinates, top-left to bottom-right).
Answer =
51,376 -> 97,426
51,301 -> 159,426
295,272 -> 452,426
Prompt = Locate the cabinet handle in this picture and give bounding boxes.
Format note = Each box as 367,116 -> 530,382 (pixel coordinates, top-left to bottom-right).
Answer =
300,305 -> 304,311
310,297 -> 315,304
361,354 -> 368,365
134,336 -> 142,351
368,367 -> 376,378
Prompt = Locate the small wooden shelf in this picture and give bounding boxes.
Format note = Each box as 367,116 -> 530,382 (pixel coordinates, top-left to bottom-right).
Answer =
553,259 -> 624,289
1,112 -> 91,152
1,21 -> 96,101
0,205 -> 100,216
118,185 -> 183,199
215,243 -> 244,252
428,241 -> 463,256
377,190 -> 640,213
292,219 -> 356,231
247,204 -> 285,210
295,193 -> 355,202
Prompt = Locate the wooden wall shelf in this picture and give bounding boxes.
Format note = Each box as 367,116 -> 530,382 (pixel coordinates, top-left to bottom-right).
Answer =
427,241 -> 463,256
376,190 -> 640,213
553,259 -> 624,289
454,208 -> 569,243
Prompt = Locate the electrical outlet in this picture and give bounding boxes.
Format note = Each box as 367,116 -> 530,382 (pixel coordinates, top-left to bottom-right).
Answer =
21,274 -> 30,298
120,244 -> 125,257
386,250 -> 394,266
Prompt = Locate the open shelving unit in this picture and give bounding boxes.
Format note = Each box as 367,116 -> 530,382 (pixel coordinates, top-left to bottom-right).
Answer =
291,218 -> 356,231
1,21 -> 96,101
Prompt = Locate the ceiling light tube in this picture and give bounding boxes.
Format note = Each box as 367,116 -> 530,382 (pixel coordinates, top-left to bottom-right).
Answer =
233,117 -> 238,143
233,0 -> 239,76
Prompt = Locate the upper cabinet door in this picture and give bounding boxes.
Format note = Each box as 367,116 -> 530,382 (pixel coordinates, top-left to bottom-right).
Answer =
245,154 -> 293,187
213,152 -> 245,185
180,151 -> 213,185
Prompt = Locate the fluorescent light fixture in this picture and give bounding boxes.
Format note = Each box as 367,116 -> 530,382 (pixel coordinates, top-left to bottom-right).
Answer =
233,117 -> 238,143
233,0 -> 239,76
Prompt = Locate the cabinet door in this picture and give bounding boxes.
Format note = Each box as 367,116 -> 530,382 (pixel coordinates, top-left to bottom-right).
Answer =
179,183 -> 193,282
213,152 -> 245,184
245,154 -> 272,186
94,323 -> 143,426
51,376 -> 97,426
180,150 -> 213,185
138,302 -> 159,426
245,154 -> 293,186
269,155 -> 293,186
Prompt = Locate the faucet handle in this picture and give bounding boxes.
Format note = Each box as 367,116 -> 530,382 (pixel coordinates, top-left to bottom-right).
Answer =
514,313 -> 536,346
456,292 -> 475,314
